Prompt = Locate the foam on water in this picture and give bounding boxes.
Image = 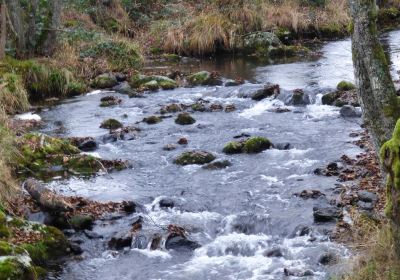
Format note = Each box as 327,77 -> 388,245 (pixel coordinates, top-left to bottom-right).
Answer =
15,112 -> 42,121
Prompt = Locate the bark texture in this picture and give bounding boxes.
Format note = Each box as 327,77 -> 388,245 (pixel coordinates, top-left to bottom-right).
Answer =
0,0 -> 6,59
41,0 -> 62,56
350,0 -> 400,152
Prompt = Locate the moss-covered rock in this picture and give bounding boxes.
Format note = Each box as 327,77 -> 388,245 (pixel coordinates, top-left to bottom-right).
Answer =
223,141 -> 244,154
91,73 -> 118,89
187,71 -> 223,86
129,75 -> 177,90
143,80 -> 159,91
143,116 -> 162,124
174,151 -> 216,165
241,32 -> 282,54
321,90 -> 359,107
223,137 -> 272,154
0,257 -> 37,280
69,215 -> 94,230
243,137 -> 272,153
100,119 -> 123,130
337,81 -> 356,91
191,103 -> 207,112
175,113 -> 196,125
160,104 -> 182,114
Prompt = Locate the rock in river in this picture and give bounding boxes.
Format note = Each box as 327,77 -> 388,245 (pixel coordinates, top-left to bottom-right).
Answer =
313,206 -> 342,222
175,113 -> 196,125
174,151 -> 216,165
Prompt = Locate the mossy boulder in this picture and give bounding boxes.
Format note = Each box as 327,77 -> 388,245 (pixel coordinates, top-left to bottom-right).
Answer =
175,113 -> 196,125
187,71 -> 223,86
321,90 -> 359,107
143,80 -> 159,91
223,137 -> 272,154
91,73 -> 118,89
69,215 -> 94,230
100,119 -> 123,130
241,32 -> 282,55
223,141 -> 244,154
243,137 -> 272,153
0,256 -> 37,280
174,151 -> 216,165
191,103 -> 207,112
143,116 -> 162,124
337,81 -> 356,91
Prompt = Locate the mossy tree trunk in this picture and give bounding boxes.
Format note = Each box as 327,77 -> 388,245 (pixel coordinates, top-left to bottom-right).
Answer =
350,0 -> 400,151
350,0 -> 400,257
0,0 -> 5,60
41,0 -> 62,56
6,0 -> 26,58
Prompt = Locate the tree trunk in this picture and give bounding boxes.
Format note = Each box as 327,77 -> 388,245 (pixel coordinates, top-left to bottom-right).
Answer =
6,0 -> 26,58
350,0 -> 400,152
41,0 -> 62,56
0,0 -> 6,60
26,0 -> 38,57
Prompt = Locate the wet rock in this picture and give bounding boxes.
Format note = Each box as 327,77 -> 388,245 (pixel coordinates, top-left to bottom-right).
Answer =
273,107 -> 291,113
130,74 -> 178,90
163,144 -> 177,151
159,198 -> 174,209
284,268 -> 314,277
84,230 -> 103,239
225,78 -> 244,87
175,113 -> 196,125
319,252 -> 339,265
122,201 -> 136,213
337,80 -> 356,91
112,82 -> 134,95
100,119 -> 123,130
69,215 -> 94,230
160,103 -> 183,114
288,89 -> 310,105
143,115 -> 162,125
174,151 -> 216,165
223,137 -> 272,154
150,234 -> 162,250
187,71 -> 223,86
274,143 -> 291,150
100,96 -> 122,107
225,104 -> 236,112
165,235 -> 201,251
242,32 -> 282,54
313,206 -> 342,222
69,242 -> 83,255
322,90 -> 359,107
107,126 -> 140,141
229,213 -> 269,234
210,103 -> 224,111
191,102 -> 207,112
133,234 -> 148,249
202,160 -> 232,170
108,232 -> 132,250
358,190 -> 378,203
91,73 -> 118,89
68,137 -> 98,152
233,133 -> 251,139
340,105 -> 361,118
314,162 -> 342,176
178,138 -> 188,145
251,84 -> 280,101
263,248 -> 283,258
290,224 -> 312,237
114,72 -> 126,82
128,91 -> 145,98
295,190 -> 325,199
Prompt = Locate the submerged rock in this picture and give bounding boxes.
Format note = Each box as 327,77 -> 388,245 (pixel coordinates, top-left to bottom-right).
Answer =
159,198 -> 175,209
284,268 -> 314,277
313,206 -> 342,222
178,137 -> 188,145
340,105 -> 361,118
202,160 -> 232,170
295,190 -> 325,199
187,71 -> 223,86
100,96 -> 122,107
165,235 -> 200,251
174,151 -> 216,165
163,144 -> 177,151
175,113 -> 196,125
91,73 -> 118,89
288,89 -> 310,106
160,103 -> 183,114
108,232 -> 132,250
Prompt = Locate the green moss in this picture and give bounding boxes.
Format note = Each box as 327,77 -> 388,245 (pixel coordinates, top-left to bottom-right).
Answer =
0,225 -> 11,239
187,71 -> 211,86
0,257 -> 37,280
143,116 -> 162,124
191,103 -> 207,112
91,74 -> 118,89
174,151 -> 216,165
223,141 -> 244,154
100,119 -> 123,130
337,81 -> 356,91
20,243 -> 48,265
143,80 -> 159,91
66,81 -> 87,96
158,80 -> 177,90
69,215 -> 94,230
160,104 -> 182,114
0,241 -> 13,256
243,137 -> 272,154
175,113 -> 196,125
321,91 -> 340,105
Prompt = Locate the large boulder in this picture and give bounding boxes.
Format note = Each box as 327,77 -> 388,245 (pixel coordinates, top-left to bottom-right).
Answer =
91,73 -> 118,89
313,207 -> 342,222
223,137 -> 272,154
241,32 -> 282,54
321,90 -> 359,107
187,71 -> 223,86
129,74 -> 178,90
174,151 -> 216,165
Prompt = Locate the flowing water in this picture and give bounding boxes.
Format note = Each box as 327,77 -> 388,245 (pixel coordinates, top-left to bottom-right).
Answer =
36,31 -> 400,280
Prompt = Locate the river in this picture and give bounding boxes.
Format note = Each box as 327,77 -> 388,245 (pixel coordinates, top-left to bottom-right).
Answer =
37,30 -> 400,280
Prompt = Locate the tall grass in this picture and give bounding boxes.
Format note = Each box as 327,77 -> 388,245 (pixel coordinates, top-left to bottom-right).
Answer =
0,73 -> 29,114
